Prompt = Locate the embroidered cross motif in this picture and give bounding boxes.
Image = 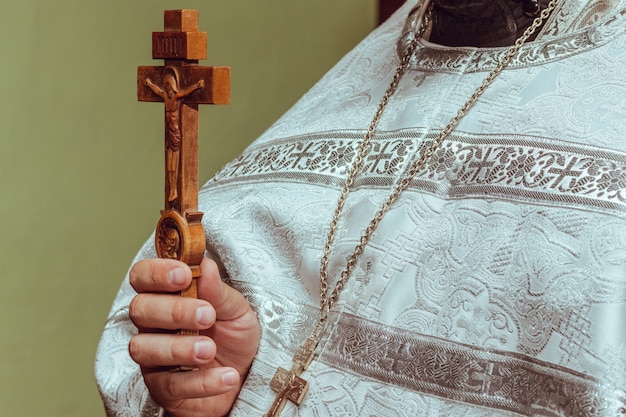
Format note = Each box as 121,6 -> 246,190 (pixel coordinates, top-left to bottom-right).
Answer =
470,362 -> 499,393
290,143 -> 317,169
469,147 -> 496,182
548,156 -> 583,190
367,142 -> 395,174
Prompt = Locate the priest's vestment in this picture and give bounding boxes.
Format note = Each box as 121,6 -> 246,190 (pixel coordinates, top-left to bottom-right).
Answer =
96,1 -> 626,415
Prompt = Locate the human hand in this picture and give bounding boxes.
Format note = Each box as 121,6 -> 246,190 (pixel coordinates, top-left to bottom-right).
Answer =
129,257 -> 260,417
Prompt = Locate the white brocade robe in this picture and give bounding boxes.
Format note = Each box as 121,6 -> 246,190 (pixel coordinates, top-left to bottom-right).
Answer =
96,1 -> 626,416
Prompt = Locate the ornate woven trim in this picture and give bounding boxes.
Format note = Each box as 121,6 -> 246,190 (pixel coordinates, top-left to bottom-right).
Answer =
396,3 -> 626,73
320,313 -> 626,417
207,131 -> 626,214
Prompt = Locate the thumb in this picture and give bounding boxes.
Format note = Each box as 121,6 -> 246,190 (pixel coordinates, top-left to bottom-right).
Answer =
197,257 -> 249,321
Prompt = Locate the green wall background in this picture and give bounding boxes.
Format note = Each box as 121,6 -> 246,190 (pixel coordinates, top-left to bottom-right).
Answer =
0,1 -> 376,416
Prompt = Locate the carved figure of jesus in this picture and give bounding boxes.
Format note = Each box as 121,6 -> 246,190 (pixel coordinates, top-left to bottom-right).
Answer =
145,68 -> 205,203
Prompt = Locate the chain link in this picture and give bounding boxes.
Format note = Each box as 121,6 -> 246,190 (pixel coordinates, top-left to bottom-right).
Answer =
317,0 -> 559,325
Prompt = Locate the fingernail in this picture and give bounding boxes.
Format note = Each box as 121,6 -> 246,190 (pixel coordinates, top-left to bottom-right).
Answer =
194,340 -> 212,360
168,267 -> 186,285
222,370 -> 238,386
196,306 -> 214,326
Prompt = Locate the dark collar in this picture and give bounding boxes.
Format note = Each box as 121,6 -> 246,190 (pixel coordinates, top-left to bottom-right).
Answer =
429,0 -> 546,47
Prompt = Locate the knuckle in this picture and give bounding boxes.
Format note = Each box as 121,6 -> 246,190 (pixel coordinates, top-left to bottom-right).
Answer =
170,298 -> 189,325
172,340 -> 191,364
128,295 -> 143,325
128,336 -> 142,363
129,259 -> 174,292
148,261 -> 165,288
128,263 -> 141,290
199,374 -> 215,395
163,375 -> 180,400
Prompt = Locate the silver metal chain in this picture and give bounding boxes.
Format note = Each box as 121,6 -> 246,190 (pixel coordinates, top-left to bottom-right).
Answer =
315,0 -> 560,331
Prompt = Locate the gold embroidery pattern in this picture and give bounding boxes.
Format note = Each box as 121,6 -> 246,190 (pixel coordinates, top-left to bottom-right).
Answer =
321,314 -> 626,417
209,132 -> 626,213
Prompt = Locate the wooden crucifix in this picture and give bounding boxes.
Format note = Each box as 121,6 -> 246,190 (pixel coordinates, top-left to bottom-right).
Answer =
137,9 -> 230,333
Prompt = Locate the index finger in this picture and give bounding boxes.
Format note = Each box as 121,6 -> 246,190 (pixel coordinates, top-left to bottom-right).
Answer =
129,258 -> 192,294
